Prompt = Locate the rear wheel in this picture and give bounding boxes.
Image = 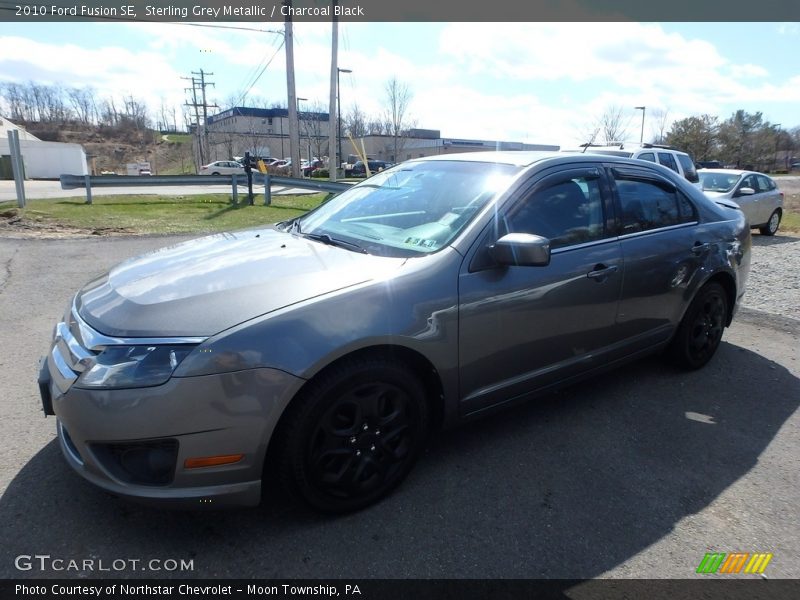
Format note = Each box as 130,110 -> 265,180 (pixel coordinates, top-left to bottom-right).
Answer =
274,358 -> 429,513
759,209 -> 781,236
668,283 -> 728,370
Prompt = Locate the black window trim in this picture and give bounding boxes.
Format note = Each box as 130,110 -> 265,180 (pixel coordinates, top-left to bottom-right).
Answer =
466,163 -> 614,272
608,165 -> 699,236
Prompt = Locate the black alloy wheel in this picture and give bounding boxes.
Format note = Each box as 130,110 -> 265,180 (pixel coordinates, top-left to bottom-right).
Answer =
668,282 -> 728,370
274,358 -> 429,513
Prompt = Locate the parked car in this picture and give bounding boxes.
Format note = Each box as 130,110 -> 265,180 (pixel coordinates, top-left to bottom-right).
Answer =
38,152 -> 750,513
696,160 -> 722,169
199,161 -> 247,176
303,159 -> 325,177
698,169 -> 784,235
569,144 -> 699,184
351,159 -> 389,177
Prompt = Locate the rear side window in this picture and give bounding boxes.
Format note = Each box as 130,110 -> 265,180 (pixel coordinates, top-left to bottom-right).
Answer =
756,175 -> 775,191
676,154 -> 699,183
615,177 -> 695,234
657,152 -> 679,173
637,152 -> 656,162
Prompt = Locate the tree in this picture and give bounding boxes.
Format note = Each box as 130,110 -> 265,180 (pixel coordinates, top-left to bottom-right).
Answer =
68,87 -> 97,125
717,110 -> 766,169
665,114 -> 719,160
343,103 -> 368,139
649,108 -> 670,145
599,105 -> 627,145
300,100 -> 329,162
383,77 -> 415,161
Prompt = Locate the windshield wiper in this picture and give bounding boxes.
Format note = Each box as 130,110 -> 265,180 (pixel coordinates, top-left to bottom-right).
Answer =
301,232 -> 368,254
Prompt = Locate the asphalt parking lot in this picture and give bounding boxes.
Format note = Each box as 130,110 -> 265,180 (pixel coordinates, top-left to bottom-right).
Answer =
0,233 -> 798,580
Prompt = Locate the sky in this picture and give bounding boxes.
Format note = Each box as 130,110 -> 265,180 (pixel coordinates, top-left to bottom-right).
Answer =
1,21 -> 799,147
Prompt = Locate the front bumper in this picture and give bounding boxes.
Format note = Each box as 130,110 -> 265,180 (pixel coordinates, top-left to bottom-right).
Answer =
39,353 -> 304,509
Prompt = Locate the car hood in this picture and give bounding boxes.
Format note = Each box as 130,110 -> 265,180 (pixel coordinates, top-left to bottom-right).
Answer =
77,228 -> 404,337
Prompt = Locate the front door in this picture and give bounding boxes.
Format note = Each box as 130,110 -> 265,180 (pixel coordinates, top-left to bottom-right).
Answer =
458,165 -> 623,417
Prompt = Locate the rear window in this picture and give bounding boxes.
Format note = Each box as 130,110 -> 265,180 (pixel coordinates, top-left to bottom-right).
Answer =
676,154 -> 699,183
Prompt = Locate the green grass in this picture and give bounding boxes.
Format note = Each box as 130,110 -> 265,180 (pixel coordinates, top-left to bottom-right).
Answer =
163,133 -> 192,144
781,210 -> 800,233
0,193 -> 327,235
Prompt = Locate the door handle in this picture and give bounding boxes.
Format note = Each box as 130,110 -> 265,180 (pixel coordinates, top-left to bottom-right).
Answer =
691,242 -> 711,255
587,264 -> 619,279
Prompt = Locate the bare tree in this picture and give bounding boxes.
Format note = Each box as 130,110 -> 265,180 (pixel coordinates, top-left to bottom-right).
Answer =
649,108 -> 670,145
383,77 -> 415,161
343,103 -> 368,138
299,100 -> 329,162
599,105 -> 627,145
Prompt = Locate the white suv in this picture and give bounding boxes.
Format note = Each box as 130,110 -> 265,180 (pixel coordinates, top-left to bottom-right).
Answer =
568,144 -> 700,184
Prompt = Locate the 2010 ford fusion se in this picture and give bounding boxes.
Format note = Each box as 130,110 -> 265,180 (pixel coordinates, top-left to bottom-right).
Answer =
38,152 -> 751,513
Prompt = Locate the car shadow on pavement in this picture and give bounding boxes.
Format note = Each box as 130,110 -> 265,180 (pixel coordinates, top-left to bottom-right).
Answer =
1,341 -> 798,580
751,232 -> 800,246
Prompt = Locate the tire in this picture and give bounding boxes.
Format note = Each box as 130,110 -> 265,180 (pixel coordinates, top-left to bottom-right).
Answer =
759,209 -> 781,236
273,358 -> 429,513
211,172 -> 220,175
668,282 -> 728,370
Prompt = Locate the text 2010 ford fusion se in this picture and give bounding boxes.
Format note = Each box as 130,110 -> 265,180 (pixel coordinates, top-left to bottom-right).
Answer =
38,152 -> 751,513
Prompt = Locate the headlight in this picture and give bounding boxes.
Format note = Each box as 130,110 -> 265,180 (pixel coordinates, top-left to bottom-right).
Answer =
74,345 -> 196,389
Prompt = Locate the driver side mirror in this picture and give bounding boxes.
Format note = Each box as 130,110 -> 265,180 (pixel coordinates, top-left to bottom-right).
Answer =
489,233 -> 551,267
736,187 -> 755,197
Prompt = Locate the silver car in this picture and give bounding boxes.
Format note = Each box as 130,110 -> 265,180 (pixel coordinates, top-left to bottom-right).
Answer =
199,160 -> 247,176
698,169 -> 784,235
38,152 -> 751,513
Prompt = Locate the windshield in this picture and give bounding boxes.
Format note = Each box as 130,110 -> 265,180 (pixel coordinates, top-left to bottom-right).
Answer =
699,172 -> 741,193
286,160 -> 520,258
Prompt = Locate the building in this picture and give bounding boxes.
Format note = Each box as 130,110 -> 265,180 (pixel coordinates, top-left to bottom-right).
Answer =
0,116 -> 88,179
204,107 -> 559,166
205,107 -> 331,162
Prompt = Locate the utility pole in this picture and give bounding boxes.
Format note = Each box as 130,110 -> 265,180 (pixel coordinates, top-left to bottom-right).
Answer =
328,2 -> 338,181
284,1 -> 301,178
183,71 -> 218,169
195,70 -> 217,165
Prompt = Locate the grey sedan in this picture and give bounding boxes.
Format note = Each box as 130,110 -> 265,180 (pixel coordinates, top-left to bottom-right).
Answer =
38,152 -> 751,513
698,168 -> 784,235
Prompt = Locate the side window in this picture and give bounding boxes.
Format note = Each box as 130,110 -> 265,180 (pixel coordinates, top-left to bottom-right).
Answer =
756,175 -> 773,192
657,152 -> 679,173
615,177 -> 687,233
676,154 -> 699,183
505,176 -> 606,249
677,191 -> 697,223
638,152 -> 656,162
738,175 -> 756,193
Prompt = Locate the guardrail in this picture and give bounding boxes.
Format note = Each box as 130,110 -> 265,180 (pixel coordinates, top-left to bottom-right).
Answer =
59,173 -> 351,205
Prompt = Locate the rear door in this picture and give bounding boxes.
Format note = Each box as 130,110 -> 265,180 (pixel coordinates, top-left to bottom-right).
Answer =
458,164 -> 623,416
732,174 -> 760,225
754,174 -> 781,224
610,165 -> 708,349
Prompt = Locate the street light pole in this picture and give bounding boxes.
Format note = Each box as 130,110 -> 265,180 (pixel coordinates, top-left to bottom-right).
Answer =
337,68 -> 352,177
635,106 -> 646,144
297,97 -> 307,171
